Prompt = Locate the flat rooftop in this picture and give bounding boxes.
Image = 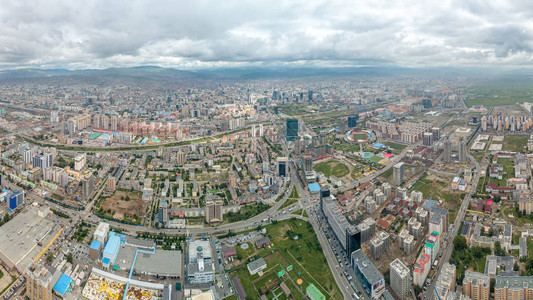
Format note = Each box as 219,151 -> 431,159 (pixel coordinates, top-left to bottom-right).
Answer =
114,245 -> 182,277
352,249 -> 383,285
0,206 -> 61,272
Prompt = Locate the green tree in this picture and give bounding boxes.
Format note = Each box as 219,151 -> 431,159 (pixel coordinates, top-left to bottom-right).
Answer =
46,252 -> 54,263
453,235 -> 467,251
67,253 -> 73,263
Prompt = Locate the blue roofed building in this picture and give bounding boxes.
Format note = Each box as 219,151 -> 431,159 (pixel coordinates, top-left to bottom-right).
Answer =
89,240 -> 102,261
102,235 -> 121,268
53,273 -> 72,297
308,183 -> 321,194
372,143 -> 384,149
109,231 -> 126,243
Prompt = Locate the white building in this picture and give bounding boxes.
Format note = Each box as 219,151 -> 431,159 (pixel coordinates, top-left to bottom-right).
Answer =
390,259 -> 411,298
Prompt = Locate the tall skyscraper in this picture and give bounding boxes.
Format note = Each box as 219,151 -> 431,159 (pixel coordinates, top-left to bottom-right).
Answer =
443,137 -> 452,163
82,175 -> 94,199
393,162 -> 405,186
390,259 -> 411,298
286,118 -> 299,141
458,137 -> 468,164
348,115 -> 359,127
423,132 -> 433,147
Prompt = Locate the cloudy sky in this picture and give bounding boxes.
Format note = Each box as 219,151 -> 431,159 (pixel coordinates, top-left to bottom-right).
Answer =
0,0 -> 531,70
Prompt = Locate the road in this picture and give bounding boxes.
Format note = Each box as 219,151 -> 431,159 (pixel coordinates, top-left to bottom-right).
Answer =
266,107 -> 359,300
426,151 -> 481,299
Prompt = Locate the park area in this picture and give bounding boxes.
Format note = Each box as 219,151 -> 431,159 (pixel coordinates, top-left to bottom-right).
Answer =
313,160 -> 349,178
229,218 -> 342,300
94,190 -> 146,224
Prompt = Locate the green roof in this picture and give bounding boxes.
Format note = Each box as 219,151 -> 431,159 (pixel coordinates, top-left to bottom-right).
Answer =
306,283 -> 325,300
89,132 -> 101,139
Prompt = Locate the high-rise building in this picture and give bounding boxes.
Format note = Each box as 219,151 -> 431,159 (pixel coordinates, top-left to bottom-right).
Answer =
286,119 -> 299,141
494,275 -> 533,300
352,249 -> 385,299
176,151 -> 186,164
425,231 -> 440,263
423,132 -> 433,147
302,154 -> 313,172
74,153 -> 86,171
26,263 -> 54,300
458,137 -> 468,164
158,201 -> 168,225
463,271 -> 490,300
390,259 -> 411,298
348,115 -> 359,128
432,127 -> 441,141
393,162 -> 405,186
413,253 -> 431,287
434,263 -> 457,300
443,136 -> 452,163
277,157 -> 289,177
205,197 -> 223,223
81,175 -> 94,199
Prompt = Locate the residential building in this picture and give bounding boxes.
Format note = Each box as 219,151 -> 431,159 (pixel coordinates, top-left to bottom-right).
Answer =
434,263 -> 456,300
463,271 -> 490,300
390,259 -> 411,298
393,162 -> 405,186
26,263 -> 54,300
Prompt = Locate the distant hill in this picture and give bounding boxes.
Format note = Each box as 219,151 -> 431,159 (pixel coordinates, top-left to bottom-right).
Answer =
0,65 -> 527,81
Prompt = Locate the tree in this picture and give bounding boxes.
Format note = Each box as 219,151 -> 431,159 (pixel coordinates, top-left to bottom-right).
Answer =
453,235 -> 467,251
490,278 -> 496,293
514,262 -> 519,271
494,241 -> 505,256
67,253 -> 73,263
46,252 -> 54,263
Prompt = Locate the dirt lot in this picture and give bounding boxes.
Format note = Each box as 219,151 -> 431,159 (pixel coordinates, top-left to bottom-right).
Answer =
366,236 -> 426,273
0,266 -> 14,296
100,190 -> 147,222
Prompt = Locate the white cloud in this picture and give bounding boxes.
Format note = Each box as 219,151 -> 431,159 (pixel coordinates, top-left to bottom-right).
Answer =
0,0 -> 531,69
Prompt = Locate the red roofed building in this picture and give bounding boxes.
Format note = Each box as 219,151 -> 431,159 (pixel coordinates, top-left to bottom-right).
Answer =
485,199 -> 493,214
222,247 -> 237,258
377,219 -> 390,229
413,253 -> 431,286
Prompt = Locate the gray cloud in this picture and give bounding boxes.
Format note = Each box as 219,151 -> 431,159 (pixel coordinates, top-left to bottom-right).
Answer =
0,0 -> 532,69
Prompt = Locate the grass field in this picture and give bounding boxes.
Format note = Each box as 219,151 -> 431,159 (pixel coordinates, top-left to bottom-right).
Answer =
230,218 -> 342,300
313,160 -> 349,178
502,135 -> 529,152
384,141 -> 407,152
352,133 -> 368,140
465,80 -> 533,107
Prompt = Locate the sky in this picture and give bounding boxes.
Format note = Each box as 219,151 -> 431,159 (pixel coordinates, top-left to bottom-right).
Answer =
0,0 -> 532,70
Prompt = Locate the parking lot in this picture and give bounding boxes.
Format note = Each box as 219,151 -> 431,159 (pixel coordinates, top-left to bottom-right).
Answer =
71,243 -> 90,263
